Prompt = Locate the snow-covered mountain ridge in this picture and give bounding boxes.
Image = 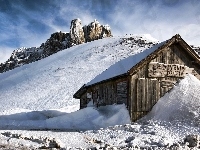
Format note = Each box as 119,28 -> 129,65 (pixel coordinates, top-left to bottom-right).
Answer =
0,34 -> 158,114
0,18 -> 111,73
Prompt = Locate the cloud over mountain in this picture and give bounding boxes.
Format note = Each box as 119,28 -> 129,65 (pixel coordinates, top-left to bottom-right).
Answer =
0,0 -> 200,62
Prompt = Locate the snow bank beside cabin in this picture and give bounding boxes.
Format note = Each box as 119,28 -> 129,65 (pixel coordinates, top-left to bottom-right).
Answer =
141,74 -> 200,126
47,104 -> 130,130
0,104 -> 130,130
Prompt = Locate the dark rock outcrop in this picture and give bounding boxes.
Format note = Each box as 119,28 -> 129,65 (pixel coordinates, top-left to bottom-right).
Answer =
42,31 -> 70,57
0,18 -> 112,73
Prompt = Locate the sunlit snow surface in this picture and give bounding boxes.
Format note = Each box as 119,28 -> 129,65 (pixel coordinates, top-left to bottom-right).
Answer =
142,74 -> 200,126
0,35 -> 199,149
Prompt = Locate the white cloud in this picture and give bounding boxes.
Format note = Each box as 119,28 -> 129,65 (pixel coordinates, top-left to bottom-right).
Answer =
108,0 -> 200,45
57,3 -> 95,26
172,24 -> 200,46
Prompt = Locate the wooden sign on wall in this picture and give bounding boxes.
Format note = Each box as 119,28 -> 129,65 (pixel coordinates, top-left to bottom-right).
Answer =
148,62 -> 167,77
148,62 -> 187,78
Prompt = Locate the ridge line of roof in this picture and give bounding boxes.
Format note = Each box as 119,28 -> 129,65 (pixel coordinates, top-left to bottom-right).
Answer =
128,35 -> 177,75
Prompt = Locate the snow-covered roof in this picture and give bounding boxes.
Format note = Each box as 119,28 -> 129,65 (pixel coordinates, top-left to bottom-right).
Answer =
86,41 -> 166,86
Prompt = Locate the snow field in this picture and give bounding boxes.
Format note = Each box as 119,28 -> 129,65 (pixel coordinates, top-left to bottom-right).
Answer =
0,35 -> 199,149
0,73 -> 199,148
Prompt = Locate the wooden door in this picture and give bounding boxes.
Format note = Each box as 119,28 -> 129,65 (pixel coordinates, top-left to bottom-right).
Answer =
132,78 -> 160,121
136,78 -> 160,112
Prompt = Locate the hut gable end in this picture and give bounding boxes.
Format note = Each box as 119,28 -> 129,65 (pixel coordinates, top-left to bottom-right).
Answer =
128,34 -> 200,77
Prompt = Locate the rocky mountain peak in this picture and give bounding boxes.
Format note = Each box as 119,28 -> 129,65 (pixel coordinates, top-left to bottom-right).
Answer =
83,19 -> 111,42
70,18 -> 85,45
0,18 -> 112,73
69,18 -> 111,44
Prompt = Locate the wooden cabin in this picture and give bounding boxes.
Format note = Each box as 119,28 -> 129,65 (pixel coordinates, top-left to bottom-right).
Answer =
73,34 -> 200,122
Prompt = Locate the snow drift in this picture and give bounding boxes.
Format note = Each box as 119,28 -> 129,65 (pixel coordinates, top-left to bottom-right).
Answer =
0,104 -> 130,130
142,74 -> 200,126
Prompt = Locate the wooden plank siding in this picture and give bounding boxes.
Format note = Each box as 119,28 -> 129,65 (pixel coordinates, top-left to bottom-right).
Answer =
130,77 -> 160,121
80,78 -> 128,108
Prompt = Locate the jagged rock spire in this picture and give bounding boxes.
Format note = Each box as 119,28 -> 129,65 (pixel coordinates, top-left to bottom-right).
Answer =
83,19 -> 112,42
70,18 -> 112,44
0,18 -> 112,73
70,18 -> 85,45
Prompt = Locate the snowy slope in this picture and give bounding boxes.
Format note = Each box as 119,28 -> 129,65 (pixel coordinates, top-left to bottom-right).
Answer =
0,34 -> 200,149
0,34 -> 157,114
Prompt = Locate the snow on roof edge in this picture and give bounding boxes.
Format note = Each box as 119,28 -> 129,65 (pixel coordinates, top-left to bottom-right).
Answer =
86,40 -> 167,86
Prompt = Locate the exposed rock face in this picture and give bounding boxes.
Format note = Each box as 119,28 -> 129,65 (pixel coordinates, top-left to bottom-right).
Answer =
69,18 -> 111,44
0,47 -> 43,72
83,19 -> 111,42
0,18 -> 112,73
70,18 -> 85,45
42,31 -> 70,56
0,31 -> 71,72
184,135 -> 200,148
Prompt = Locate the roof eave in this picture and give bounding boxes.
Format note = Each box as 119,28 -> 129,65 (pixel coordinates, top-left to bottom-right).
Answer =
73,84 -> 87,99
73,73 -> 128,99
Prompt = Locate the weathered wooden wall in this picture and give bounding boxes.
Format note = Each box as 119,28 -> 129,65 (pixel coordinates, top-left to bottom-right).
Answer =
80,93 -> 87,109
80,78 -> 128,108
129,43 -> 200,121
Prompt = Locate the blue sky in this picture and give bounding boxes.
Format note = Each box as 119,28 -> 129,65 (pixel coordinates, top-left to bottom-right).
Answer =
0,0 -> 200,62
